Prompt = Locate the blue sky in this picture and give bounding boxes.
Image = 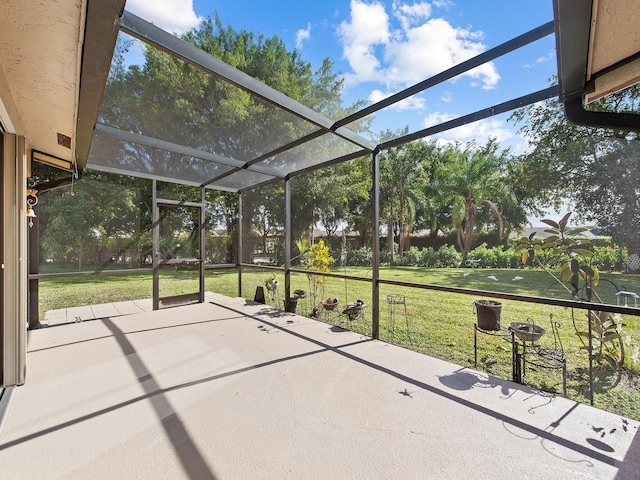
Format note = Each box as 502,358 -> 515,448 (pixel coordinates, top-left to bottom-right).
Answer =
124,0 -> 558,156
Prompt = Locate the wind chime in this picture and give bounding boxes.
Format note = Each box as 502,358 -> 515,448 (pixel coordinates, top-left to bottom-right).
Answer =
26,177 -> 38,228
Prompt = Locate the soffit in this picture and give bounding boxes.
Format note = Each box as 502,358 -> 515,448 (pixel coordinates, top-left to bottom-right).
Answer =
0,0 -> 85,164
587,0 -> 640,101
555,0 -> 640,114
588,0 -> 640,75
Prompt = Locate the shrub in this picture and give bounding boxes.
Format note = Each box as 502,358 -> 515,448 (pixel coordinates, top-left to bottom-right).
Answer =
593,245 -> 624,271
396,246 -> 421,266
468,243 -> 497,267
434,244 -> 461,267
342,242 -> 630,271
345,246 -> 373,266
418,246 -> 438,267
467,244 -> 524,268
379,247 -> 393,265
305,240 -> 335,305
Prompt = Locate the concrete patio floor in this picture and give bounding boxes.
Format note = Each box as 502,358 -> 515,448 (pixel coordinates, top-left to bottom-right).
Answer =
1,293 -> 639,479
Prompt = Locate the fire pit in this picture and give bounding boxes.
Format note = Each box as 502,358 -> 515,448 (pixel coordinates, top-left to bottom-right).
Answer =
509,322 -> 546,342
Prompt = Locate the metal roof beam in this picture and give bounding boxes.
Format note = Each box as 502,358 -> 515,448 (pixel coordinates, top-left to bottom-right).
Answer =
94,124 -> 285,178
88,163 -> 238,193
242,129 -> 327,169
237,148 -> 371,193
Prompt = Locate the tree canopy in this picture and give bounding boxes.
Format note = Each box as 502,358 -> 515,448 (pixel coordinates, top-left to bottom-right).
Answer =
510,83 -> 640,252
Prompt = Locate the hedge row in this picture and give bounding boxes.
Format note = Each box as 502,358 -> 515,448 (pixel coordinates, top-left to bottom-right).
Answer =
337,243 -> 628,271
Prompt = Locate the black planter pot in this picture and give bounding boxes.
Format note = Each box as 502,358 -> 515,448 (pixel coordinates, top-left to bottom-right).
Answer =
285,297 -> 298,313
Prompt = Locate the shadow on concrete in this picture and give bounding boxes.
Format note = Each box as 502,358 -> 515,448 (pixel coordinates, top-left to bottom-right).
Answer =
219,302 -> 624,469
101,319 -> 219,480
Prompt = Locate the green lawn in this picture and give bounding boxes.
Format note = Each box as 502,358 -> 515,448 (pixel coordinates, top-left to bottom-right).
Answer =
38,265 -> 640,420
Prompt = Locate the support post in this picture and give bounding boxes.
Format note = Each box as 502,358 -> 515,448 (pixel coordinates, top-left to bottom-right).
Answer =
371,150 -> 380,339
588,307 -> 594,405
199,187 -> 206,303
1,133 -> 27,386
152,179 -> 159,310
237,191 -> 243,298
284,177 -> 291,305
28,203 -> 41,329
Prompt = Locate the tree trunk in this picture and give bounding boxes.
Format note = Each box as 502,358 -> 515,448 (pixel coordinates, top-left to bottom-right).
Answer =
387,212 -> 394,263
398,195 -> 406,256
400,224 -> 410,254
459,196 -> 477,265
78,242 -> 83,272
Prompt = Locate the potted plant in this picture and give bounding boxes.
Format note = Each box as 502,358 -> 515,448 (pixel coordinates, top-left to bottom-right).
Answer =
264,273 -> 279,304
322,297 -> 339,311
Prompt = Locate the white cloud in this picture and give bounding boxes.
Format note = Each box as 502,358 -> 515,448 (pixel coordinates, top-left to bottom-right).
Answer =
125,0 -> 203,35
432,0 -> 454,8
385,18 -> 500,89
296,23 -> 312,50
369,89 -> 426,110
524,50 -> 556,68
510,139 -> 532,156
392,1 -> 432,31
338,0 -> 391,85
423,111 -> 457,127
454,120 -> 512,144
338,1 -> 500,91
440,91 -> 453,102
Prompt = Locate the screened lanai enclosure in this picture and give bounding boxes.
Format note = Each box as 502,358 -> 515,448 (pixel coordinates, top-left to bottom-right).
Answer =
21,0 -> 640,416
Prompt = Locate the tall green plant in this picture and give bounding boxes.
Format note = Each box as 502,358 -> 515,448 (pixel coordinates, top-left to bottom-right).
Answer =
515,212 -> 624,369
292,236 -> 309,265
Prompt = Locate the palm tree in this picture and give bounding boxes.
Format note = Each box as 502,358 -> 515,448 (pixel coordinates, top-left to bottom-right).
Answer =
433,139 -> 515,265
380,140 -> 437,261
380,145 -> 416,260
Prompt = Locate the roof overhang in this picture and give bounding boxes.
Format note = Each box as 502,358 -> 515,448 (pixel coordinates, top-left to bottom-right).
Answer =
0,0 -> 125,172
